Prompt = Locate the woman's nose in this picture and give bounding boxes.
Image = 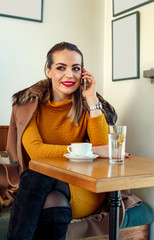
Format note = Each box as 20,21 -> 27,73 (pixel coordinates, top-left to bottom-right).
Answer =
65,69 -> 73,78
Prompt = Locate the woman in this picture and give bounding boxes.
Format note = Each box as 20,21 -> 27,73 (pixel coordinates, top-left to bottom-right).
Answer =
6,42 -> 118,240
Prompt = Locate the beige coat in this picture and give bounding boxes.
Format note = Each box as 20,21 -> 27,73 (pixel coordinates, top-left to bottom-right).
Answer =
0,99 -> 39,202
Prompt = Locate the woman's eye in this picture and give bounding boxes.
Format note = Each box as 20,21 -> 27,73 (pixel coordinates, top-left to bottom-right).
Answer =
57,66 -> 65,71
73,67 -> 81,71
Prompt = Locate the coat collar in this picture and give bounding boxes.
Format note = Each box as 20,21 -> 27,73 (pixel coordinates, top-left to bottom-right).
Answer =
12,79 -> 51,106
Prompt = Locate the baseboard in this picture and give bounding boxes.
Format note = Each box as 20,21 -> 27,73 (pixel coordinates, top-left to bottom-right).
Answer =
80,225 -> 149,240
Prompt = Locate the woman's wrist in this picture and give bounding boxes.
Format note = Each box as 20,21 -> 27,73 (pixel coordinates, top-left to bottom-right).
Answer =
86,96 -> 99,107
89,102 -> 102,111
86,96 -> 102,117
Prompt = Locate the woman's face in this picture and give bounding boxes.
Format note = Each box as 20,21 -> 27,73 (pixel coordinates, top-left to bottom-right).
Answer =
46,49 -> 82,101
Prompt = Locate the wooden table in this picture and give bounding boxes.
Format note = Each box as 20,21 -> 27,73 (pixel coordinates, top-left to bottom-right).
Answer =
29,155 -> 154,240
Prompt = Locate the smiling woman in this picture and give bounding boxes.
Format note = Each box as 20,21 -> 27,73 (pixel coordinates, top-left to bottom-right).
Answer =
46,49 -> 82,102
6,42 -> 118,240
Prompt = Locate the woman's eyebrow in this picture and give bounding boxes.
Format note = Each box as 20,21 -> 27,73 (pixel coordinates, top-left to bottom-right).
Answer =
56,63 -> 67,66
55,63 -> 81,67
72,64 -> 81,67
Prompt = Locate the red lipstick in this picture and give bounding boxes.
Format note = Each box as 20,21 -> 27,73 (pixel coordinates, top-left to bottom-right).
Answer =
61,81 -> 75,87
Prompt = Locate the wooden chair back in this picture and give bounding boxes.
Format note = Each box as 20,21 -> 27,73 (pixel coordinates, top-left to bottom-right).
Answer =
0,126 -> 9,151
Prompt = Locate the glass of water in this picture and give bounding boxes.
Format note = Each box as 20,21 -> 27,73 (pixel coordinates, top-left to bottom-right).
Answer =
108,125 -> 127,164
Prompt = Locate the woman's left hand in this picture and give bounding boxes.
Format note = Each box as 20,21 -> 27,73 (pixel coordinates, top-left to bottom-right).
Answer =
92,145 -> 132,159
81,68 -> 97,105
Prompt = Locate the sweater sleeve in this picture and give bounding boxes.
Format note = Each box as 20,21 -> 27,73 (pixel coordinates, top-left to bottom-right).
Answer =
22,112 -> 68,160
87,114 -> 108,146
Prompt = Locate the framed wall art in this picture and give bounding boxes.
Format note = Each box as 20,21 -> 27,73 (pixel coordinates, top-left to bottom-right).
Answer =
113,0 -> 153,17
0,0 -> 43,22
112,11 -> 140,81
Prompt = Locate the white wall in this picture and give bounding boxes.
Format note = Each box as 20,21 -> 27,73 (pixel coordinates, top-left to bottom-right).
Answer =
103,1 -> 154,239
0,0 -> 105,124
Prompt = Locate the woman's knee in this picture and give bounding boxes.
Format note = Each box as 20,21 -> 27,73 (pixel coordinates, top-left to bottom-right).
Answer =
43,191 -> 71,209
19,168 -> 56,193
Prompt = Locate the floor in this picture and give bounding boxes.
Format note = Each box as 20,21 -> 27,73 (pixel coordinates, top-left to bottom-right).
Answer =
0,209 -> 10,240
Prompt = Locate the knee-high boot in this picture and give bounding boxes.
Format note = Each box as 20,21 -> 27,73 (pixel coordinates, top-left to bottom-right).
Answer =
34,206 -> 72,240
7,169 -> 56,240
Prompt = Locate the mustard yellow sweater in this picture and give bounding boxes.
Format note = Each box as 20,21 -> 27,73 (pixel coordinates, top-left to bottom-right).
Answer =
22,99 -> 108,218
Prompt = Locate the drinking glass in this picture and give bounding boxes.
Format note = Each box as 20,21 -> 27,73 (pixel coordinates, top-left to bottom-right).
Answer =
108,125 -> 127,164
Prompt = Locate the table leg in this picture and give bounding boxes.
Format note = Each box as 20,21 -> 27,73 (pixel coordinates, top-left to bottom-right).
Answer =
109,191 -> 121,240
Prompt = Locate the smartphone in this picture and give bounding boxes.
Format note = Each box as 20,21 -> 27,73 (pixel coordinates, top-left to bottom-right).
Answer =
81,68 -> 86,91
83,79 -> 86,91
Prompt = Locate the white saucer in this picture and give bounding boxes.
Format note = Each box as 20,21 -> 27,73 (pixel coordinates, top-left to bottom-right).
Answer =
64,153 -> 99,162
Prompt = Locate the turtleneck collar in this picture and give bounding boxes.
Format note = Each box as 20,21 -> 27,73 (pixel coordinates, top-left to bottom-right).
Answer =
46,99 -> 72,111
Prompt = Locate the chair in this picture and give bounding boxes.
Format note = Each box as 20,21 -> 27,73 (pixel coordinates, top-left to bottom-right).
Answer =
0,126 -> 8,151
0,125 -> 153,240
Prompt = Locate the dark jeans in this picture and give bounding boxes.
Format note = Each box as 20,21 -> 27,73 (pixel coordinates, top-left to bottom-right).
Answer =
7,168 -> 72,240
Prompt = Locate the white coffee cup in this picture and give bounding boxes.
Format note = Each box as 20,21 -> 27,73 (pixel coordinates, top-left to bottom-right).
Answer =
67,143 -> 92,156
